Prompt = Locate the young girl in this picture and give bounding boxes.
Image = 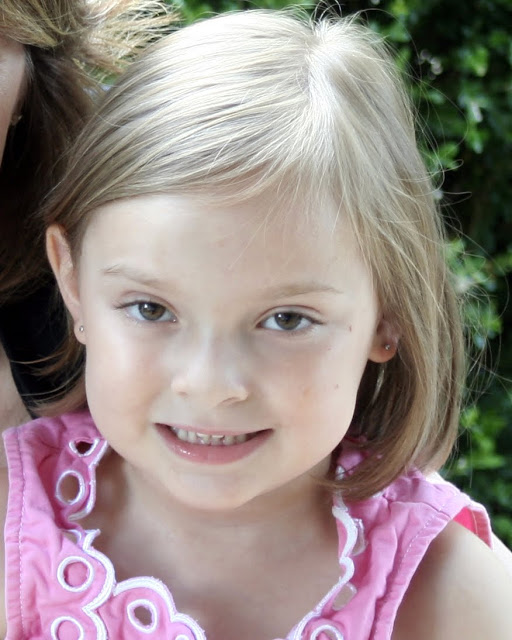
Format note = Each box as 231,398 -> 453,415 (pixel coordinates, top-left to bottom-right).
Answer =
1,9 -> 511,640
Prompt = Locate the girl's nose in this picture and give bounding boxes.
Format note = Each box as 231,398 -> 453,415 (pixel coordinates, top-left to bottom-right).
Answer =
170,337 -> 249,408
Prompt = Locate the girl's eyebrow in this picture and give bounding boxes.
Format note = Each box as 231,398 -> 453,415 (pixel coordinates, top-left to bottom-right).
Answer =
101,265 -> 344,297
262,283 -> 345,298
101,264 -> 169,288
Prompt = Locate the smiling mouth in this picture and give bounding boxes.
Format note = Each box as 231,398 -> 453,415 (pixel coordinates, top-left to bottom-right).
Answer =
170,427 -> 255,446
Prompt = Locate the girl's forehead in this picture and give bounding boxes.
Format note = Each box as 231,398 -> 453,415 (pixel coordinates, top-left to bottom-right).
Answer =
79,193 -> 376,312
82,193 -> 366,276
85,192 -> 355,247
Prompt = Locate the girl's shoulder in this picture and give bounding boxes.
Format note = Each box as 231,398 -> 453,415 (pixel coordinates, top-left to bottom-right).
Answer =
1,410 -> 103,526
393,519 -> 512,640
0,412 -> 102,638
336,450 -> 509,638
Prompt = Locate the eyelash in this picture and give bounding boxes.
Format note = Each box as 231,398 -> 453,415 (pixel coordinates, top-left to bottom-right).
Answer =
258,311 -> 320,334
117,301 -> 321,334
118,301 -> 177,324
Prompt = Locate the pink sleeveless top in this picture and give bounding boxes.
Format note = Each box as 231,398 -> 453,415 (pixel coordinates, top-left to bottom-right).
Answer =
3,412 -> 492,640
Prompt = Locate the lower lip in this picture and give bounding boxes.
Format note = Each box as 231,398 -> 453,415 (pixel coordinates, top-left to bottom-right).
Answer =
156,425 -> 271,465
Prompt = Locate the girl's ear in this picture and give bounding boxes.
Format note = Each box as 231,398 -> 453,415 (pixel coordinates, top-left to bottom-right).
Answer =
369,317 -> 399,364
46,225 -> 85,344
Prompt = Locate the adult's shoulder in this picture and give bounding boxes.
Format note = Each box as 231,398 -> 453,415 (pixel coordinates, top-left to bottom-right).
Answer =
392,520 -> 512,640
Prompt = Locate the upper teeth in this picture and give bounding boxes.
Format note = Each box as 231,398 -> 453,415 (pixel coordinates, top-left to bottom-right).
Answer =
173,428 -> 248,446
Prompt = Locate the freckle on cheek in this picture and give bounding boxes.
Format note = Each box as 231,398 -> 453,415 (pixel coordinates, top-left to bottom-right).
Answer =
334,384 -> 339,390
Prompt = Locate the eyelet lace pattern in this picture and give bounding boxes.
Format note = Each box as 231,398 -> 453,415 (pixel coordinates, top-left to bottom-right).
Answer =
49,435 -> 362,639
6,413 -> 488,640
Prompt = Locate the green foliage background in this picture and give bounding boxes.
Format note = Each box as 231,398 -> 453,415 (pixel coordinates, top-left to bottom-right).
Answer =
169,0 -> 512,545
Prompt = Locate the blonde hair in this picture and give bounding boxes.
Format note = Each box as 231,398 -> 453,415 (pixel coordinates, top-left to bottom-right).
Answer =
43,10 -> 464,500
0,0 -> 173,300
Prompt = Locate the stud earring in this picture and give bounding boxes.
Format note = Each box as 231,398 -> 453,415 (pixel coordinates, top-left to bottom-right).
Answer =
78,325 -> 84,333
384,343 -> 391,351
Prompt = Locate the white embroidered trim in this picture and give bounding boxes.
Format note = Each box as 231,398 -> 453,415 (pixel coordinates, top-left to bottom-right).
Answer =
287,463 -> 362,640
69,440 -> 108,521
57,555 -> 94,592
55,470 -> 86,507
127,599 -> 159,633
351,518 -> 367,556
69,438 -> 102,458
51,616 -> 85,640
115,577 -> 207,638
53,431 -> 206,640
75,530 -> 120,639
289,597 -> 347,640
310,624 -> 345,640
51,435 -> 361,640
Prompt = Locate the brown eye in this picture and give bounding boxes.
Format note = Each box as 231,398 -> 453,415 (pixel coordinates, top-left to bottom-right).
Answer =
138,302 -> 166,321
261,312 -> 312,332
126,301 -> 176,322
274,312 -> 303,330
120,299 -> 177,324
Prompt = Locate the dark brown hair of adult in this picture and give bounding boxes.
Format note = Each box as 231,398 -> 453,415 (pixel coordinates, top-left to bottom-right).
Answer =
0,0 -> 173,303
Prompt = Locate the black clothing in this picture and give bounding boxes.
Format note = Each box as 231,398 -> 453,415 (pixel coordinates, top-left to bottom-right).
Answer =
0,281 -> 65,411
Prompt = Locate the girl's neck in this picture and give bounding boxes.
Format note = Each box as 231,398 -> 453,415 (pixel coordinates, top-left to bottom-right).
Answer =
83,450 -> 341,640
85,448 -> 337,576
121,449 -> 333,545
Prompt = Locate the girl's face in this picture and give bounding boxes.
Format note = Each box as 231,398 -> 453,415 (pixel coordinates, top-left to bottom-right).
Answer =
48,194 -> 394,513
0,35 -> 25,164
